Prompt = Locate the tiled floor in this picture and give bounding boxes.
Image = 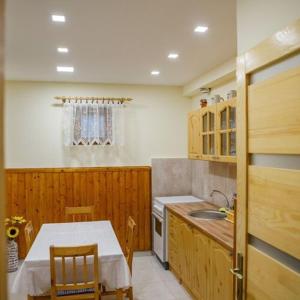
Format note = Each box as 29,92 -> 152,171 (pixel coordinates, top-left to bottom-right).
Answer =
8,252 -> 192,300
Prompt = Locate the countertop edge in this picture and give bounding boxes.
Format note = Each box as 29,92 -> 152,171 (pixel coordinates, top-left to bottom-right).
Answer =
166,204 -> 234,252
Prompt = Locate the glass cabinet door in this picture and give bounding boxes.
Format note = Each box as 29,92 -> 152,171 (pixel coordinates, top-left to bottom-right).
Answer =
217,99 -> 237,161
229,106 -> 236,129
202,113 -> 208,132
201,107 -> 216,158
220,108 -> 227,130
201,111 -> 208,155
209,112 -> 215,131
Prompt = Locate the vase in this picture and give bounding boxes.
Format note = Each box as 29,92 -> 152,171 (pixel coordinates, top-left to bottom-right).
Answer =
7,239 -> 18,273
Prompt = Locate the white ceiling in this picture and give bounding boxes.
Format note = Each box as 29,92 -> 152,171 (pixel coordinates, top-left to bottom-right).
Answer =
5,0 -> 237,86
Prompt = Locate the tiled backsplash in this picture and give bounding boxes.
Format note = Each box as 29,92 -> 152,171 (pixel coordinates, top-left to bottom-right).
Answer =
191,160 -> 236,207
152,158 -> 236,207
151,158 -> 192,197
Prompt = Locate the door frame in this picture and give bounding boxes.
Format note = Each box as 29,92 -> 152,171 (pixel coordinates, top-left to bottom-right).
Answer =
236,19 -> 300,299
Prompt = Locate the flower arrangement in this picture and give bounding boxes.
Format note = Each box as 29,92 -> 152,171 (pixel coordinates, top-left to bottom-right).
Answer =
5,216 -> 26,240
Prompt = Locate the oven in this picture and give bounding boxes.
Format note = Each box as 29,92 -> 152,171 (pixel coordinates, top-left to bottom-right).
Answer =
152,195 -> 202,269
152,201 -> 169,269
152,211 -> 165,265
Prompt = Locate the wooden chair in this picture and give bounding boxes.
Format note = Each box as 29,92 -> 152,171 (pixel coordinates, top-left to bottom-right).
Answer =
102,216 -> 136,300
50,244 -> 100,300
24,221 -> 35,255
65,206 -> 95,222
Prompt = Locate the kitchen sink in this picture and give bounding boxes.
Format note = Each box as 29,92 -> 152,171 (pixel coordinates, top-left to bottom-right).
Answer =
189,209 -> 226,220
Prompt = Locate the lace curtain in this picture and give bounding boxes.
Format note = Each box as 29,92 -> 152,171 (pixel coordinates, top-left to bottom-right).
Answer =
63,101 -> 124,146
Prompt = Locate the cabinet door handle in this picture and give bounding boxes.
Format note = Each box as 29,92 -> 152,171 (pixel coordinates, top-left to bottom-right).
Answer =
230,268 -> 243,280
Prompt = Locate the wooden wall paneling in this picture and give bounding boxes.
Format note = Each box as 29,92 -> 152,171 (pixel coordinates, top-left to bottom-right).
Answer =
125,171 -> 132,229
99,171 -> 107,220
131,170 -> 139,249
5,167 -> 151,258
247,245 -> 300,300
119,170 -> 126,248
53,173 -> 61,223
248,165 -> 300,259
248,66 -> 300,154
139,170 -> 145,249
106,171 -> 113,221
73,172 -> 80,208
80,172 -> 87,207
144,169 -> 151,250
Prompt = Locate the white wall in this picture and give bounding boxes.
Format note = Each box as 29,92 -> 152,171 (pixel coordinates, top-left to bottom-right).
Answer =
191,79 -> 237,110
183,58 -> 236,97
237,0 -> 300,54
5,81 -> 191,168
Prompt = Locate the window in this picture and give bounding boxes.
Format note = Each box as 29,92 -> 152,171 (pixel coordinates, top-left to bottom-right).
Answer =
63,102 -> 124,146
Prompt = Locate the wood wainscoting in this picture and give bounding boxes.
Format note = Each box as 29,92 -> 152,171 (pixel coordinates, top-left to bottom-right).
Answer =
6,166 -> 151,258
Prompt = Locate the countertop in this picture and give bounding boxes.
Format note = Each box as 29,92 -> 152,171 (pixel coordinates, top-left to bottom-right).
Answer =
166,201 -> 234,251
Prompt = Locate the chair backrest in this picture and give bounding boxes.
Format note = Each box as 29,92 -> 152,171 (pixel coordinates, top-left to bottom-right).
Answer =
24,221 -> 35,255
125,216 -> 136,273
50,244 -> 100,300
65,206 -> 95,222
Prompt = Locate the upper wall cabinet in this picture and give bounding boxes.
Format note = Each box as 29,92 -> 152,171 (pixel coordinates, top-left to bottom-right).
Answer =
201,105 -> 217,160
188,98 -> 237,163
188,110 -> 201,159
216,98 -> 236,162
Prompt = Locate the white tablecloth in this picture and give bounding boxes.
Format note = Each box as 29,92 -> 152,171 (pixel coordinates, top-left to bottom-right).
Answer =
12,221 -> 131,296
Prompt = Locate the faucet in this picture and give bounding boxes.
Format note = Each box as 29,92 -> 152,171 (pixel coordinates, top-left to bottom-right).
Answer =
210,190 -> 231,210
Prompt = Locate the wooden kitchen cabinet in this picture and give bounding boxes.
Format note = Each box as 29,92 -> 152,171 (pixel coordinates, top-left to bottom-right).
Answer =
192,228 -> 210,300
168,211 -> 233,300
200,105 -> 217,161
188,98 -> 237,163
216,98 -> 236,162
168,212 -> 181,274
188,110 -> 201,159
209,239 -> 234,300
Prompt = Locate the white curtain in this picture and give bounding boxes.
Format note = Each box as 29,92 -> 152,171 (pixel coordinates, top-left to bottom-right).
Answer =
63,101 -> 124,146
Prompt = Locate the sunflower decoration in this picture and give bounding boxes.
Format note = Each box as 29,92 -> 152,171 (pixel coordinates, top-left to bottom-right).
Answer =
7,226 -> 19,239
5,216 -> 26,240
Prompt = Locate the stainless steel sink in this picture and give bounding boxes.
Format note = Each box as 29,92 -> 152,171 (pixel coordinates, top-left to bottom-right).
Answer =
189,209 -> 226,220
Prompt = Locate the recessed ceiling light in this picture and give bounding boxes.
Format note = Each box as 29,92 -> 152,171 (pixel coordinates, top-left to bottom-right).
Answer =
151,70 -> 160,76
194,26 -> 208,33
168,53 -> 179,59
52,15 -> 66,23
57,47 -> 69,53
57,66 -> 74,73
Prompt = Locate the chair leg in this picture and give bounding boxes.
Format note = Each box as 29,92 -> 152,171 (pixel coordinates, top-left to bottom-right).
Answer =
116,288 -> 123,300
127,287 -> 133,300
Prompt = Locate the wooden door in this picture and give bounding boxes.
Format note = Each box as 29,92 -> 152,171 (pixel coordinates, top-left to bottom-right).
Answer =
209,239 -> 233,300
236,19 -> 300,300
200,105 -> 217,160
216,99 -> 237,163
188,110 -> 201,159
0,0 -> 6,298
